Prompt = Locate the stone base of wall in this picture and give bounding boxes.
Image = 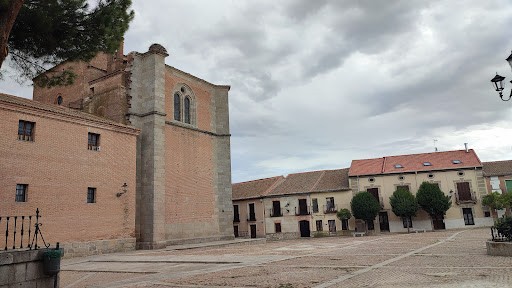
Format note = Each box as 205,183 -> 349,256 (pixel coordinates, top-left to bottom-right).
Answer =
0,250 -> 57,287
164,235 -> 235,247
61,238 -> 136,258
266,232 -> 300,241
486,241 -> 512,257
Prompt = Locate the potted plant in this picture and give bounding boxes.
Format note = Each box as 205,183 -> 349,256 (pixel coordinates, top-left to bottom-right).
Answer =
42,247 -> 63,276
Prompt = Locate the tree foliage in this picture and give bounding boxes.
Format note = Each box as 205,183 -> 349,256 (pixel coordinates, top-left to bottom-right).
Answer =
389,187 -> 419,232
1,0 -> 134,86
336,208 -> 352,220
482,192 -> 505,212
350,192 -> 380,224
416,182 -> 451,217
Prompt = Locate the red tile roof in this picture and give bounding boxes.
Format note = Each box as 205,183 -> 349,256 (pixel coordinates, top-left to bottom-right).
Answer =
349,150 -> 482,176
483,160 -> 512,177
232,176 -> 284,200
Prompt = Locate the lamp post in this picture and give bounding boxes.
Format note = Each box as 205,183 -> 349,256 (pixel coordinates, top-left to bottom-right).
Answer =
490,51 -> 512,101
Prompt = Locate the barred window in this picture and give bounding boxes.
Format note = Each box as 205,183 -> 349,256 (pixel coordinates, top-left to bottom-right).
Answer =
16,184 -> 27,202
18,120 -> 35,141
88,133 -> 100,151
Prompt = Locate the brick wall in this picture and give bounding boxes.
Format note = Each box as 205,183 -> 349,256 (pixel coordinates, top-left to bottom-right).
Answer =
0,99 -> 138,254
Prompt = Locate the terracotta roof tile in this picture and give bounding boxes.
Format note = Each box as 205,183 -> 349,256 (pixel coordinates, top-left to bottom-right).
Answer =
232,176 -> 284,200
312,168 -> 350,191
266,170 -> 323,196
483,160 -> 512,177
349,150 -> 482,176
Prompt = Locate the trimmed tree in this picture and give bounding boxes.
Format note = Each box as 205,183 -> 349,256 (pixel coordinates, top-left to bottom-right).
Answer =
0,0 -> 134,86
389,188 -> 419,233
416,182 -> 451,229
337,208 -> 352,230
482,192 -> 505,219
350,192 -> 380,231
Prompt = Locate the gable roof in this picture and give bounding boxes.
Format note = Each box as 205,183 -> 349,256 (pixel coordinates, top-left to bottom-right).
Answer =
349,149 -> 482,176
232,176 -> 284,200
265,168 -> 351,197
483,160 -> 512,177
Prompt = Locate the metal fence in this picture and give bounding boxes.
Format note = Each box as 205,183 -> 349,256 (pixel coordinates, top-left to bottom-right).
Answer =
490,226 -> 512,242
1,208 -> 49,251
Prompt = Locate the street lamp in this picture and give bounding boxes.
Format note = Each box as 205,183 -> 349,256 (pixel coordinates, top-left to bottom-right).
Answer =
490,51 -> 512,101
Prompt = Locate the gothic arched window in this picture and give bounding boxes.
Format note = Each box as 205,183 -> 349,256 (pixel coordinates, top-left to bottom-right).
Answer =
184,97 -> 191,124
174,93 -> 181,121
57,95 -> 63,105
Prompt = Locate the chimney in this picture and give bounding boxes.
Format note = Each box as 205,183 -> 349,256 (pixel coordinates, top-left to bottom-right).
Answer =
464,143 -> 468,152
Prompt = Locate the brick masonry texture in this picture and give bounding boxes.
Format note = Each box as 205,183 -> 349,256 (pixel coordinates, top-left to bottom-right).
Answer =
28,42 -> 234,250
0,96 -> 138,252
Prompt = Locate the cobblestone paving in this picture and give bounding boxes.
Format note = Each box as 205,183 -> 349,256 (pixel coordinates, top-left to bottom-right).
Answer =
60,228 -> 512,287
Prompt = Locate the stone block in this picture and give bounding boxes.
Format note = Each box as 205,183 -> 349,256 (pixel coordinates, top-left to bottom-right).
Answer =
14,263 -> 27,283
0,264 -> 14,284
0,253 -> 13,266
25,262 -> 44,281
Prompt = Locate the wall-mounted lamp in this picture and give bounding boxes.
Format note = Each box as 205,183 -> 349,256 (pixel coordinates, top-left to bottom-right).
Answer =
116,183 -> 128,197
449,190 -> 454,199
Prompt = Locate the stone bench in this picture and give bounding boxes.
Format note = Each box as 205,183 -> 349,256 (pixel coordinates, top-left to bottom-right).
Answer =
352,232 -> 366,237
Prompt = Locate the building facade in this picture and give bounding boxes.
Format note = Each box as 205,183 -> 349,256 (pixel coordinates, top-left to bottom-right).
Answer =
29,43 -> 234,249
482,160 -> 512,218
349,149 -> 493,233
0,93 -> 139,256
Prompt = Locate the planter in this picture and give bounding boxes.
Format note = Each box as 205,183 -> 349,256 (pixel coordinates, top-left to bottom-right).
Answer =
486,241 -> 512,257
42,249 -> 63,276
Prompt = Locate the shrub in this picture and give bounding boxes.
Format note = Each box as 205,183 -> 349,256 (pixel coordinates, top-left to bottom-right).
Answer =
495,216 -> 512,241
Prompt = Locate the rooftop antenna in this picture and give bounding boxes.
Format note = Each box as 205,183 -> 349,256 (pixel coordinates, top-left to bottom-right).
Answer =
434,139 -> 438,152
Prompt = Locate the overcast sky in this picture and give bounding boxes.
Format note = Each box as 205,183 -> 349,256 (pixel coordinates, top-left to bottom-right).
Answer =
2,0 -> 512,183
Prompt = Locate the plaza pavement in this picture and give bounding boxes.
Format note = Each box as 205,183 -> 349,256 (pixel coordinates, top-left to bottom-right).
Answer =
59,228 -> 512,288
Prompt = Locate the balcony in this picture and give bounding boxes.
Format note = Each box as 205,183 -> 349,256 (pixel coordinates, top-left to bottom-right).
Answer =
233,215 -> 240,223
295,206 -> 310,216
323,204 -> 338,214
270,208 -> 283,217
455,191 -> 477,205
247,213 -> 256,221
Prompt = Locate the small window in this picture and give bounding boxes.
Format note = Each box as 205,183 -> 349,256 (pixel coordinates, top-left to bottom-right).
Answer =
180,86 -> 186,93
452,160 -> 461,164
423,162 -> 432,166
16,184 -> 28,202
87,187 -> 96,203
457,171 -> 465,177
394,164 -> 403,168
18,120 -> 35,141
428,173 -> 435,179
57,95 -> 63,105
316,220 -> 323,231
173,93 -> 181,121
397,185 -> 410,192
88,133 -> 100,151
398,175 -> 405,181
484,211 -> 491,217
369,177 -> 375,183
275,222 -> 281,233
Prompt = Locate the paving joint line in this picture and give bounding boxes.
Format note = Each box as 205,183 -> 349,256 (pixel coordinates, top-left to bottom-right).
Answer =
312,230 -> 468,288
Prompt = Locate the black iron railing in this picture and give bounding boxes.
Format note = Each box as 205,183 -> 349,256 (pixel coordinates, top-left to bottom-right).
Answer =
1,208 -> 49,251
490,226 -> 511,242
270,208 -> 283,217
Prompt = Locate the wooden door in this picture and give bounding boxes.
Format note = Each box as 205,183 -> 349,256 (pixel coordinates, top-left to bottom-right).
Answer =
299,220 -> 310,237
379,211 -> 389,231
432,214 -> 445,230
250,224 -> 257,238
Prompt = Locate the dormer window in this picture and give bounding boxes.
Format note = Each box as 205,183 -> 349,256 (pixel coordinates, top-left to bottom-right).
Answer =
452,160 -> 461,164
423,162 -> 432,166
394,164 -> 403,168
